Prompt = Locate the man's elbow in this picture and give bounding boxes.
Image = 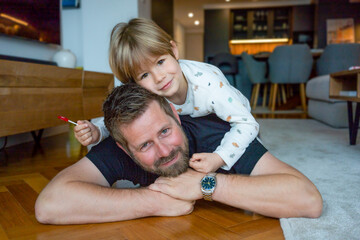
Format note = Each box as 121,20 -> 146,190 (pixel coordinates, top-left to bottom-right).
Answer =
35,193 -> 57,224
302,188 -> 323,218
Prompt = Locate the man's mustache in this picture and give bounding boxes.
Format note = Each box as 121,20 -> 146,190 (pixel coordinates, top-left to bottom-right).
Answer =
154,147 -> 181,168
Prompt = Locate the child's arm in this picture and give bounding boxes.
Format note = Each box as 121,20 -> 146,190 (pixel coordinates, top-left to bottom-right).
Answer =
196,67 -> 259,171
210,80 -> 259,171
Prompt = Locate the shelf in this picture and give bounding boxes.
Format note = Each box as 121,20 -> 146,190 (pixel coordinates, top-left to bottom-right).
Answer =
231,7 -> 290,41
275,16 -> 288,20
253,19 -> 267,22
274,27 -> 289,30
329,69 -> 360,102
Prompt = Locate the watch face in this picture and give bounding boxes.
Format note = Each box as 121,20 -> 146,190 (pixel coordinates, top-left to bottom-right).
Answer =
201,176 -> 216,191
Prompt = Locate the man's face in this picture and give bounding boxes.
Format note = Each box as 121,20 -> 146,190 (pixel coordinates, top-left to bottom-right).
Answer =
120,101 -> 189,177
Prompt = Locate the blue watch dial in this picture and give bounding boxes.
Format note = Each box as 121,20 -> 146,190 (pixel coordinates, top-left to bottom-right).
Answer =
201,176 -> 216,190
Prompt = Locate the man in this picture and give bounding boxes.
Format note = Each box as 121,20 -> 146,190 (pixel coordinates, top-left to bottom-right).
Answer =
35,84 -> 322,224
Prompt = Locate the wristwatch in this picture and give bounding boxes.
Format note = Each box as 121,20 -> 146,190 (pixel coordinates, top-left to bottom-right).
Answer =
200,173 -> 217,201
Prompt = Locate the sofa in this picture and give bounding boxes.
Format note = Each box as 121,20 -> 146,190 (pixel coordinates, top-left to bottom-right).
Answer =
306,43 -> 360,128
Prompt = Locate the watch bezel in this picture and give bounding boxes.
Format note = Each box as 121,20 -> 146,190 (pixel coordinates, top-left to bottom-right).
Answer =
200,173 -> 217,194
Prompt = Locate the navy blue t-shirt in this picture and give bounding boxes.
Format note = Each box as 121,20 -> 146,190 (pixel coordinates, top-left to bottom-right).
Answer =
86,114 -> 267,186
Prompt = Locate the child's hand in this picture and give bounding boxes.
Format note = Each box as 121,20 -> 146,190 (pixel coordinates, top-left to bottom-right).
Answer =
189,153 -> 225,173
74,120 -> 100,146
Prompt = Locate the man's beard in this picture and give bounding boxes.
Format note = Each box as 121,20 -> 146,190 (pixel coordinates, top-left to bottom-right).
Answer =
131,132 -> 190,177
152,146 -> 189,177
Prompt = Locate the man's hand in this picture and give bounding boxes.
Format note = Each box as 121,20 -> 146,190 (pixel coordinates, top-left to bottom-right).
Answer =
190,152 -> 225,173
147,189 -> 196,217
148,169 -> 205,201
74,120 -> 100,146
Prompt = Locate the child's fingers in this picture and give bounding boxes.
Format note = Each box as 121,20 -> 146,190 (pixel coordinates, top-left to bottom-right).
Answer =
191,153 -> 203,161
74,121 -> 89,131
76,120 -> 88,125
189,159 -> 203,168
81,136 -> 93,146
75,127 -> 91,138
189,160 -> 197,169
80,131 -> 92,141
189,161 -> 206,173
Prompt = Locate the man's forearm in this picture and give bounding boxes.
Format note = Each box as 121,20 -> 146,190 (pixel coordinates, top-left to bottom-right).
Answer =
149,153 -> 322,219
36,180 -> 159,224
213,173 -> 322,218
35,159 -> 194,225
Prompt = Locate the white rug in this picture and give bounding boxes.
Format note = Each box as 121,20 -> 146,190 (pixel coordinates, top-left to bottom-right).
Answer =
258,119 -> 360,240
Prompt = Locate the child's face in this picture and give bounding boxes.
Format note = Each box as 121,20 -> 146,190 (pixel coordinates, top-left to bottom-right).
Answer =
134,46 -> 186,103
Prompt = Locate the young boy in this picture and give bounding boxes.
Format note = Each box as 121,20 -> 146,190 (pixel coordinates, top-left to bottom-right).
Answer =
75,18 -> 259,173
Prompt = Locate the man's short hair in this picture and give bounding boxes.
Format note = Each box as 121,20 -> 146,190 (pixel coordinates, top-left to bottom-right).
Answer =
103,84 -> 178,152
108,18 -> 175,83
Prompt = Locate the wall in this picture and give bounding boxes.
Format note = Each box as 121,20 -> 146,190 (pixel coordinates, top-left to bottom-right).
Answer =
174,20 -> 186,59
0,1 -> 138,148
204,9 -> 230,61
138,0 -> 152,19
152,0 -> 174,36
81,0 -> 138,73
316,0 -> 360,48
185,31 -> 204,61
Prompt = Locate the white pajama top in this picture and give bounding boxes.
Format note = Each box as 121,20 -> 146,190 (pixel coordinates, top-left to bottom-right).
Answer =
172,59 -> 259,170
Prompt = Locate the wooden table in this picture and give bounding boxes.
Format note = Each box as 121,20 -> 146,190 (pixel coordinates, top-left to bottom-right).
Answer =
329,69 -> 360,145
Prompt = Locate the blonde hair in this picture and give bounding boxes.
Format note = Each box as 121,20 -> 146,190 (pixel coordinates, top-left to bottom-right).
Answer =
109,18 -> 175,83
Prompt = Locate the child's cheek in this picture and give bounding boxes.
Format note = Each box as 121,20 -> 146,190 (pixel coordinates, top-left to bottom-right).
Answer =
137,80 -> 157,94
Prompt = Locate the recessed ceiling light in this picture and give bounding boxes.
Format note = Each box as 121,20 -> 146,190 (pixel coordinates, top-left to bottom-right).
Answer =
188,12 -> 194,18
194,20 -> 200,25
225,0 -> 231,2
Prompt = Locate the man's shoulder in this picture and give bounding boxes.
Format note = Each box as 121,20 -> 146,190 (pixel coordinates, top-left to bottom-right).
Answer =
180,114 -> 230,139
180,114 -> 231,156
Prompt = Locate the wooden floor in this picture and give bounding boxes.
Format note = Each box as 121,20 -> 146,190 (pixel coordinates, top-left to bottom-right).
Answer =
0,112 -> 307,240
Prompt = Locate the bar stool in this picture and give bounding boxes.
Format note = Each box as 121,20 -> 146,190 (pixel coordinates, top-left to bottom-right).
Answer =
212,52 -> 238,88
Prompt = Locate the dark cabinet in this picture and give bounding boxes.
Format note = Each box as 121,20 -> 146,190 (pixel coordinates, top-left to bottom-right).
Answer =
231,7 -> 291,40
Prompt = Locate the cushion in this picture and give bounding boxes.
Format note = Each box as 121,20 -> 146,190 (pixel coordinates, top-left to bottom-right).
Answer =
306,75 -> 343,103
308,99 -> 349,128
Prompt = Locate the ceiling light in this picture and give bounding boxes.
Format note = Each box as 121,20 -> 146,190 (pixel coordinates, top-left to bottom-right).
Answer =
194,20 -> 200,25
188,12 -> 194,18
225,0 -> 231,2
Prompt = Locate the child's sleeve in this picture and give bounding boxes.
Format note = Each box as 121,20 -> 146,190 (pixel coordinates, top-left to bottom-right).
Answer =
206,73 -> 259,171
